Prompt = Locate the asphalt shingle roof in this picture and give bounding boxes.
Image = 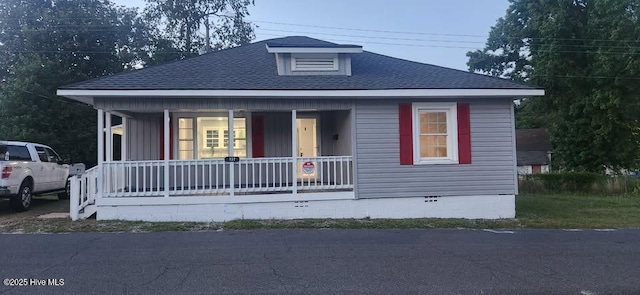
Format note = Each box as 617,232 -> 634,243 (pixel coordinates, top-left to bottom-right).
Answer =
60,36 -> 540,91
516,128 -> 553,165
517,151 -> 550,166
516,128 -> 553,152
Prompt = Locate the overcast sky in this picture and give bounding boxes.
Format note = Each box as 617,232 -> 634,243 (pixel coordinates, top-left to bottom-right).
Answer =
111,0 -> 510,71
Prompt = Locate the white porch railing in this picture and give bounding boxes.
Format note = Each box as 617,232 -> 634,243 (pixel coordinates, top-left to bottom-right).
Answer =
296,156 -> 352,190
69,166 -> 98,221
169,159 -> 230,195
100,156 -> 353,197
236,157 -> 295,193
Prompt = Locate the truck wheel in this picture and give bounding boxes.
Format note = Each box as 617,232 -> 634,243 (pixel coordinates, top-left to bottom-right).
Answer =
58,179 -> 70,200
11,181 -> 33,212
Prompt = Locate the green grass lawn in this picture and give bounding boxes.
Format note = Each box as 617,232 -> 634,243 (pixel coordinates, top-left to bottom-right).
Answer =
516,193 -> 640,228
1,192 -> 639,233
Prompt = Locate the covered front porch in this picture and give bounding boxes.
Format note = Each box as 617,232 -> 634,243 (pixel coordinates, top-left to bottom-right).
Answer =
70,106 -> 355,220
102,156 -> 353,197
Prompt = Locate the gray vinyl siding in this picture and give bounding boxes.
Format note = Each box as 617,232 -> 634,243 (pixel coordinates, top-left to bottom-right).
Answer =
126,114 -> 162,161
320,110 -> 352,156
335,110 -> 352,156
263,112 -> 292,157
95,98 -> 353,112
355,98 -> 517,198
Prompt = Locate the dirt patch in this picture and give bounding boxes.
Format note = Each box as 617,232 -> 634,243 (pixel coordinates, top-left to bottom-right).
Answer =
0,194 -> 69,224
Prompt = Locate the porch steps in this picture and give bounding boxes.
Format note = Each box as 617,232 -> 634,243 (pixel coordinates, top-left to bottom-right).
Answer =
78,203 -> 97,220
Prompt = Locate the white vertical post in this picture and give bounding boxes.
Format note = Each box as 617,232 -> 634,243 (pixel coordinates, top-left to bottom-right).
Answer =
69,176 -> 79,221
104,112 -> 112,196
164,110 -> 170,197
97,109 -> 104,198
292,110 -> 297,195
121,117 -> 127,161
105,112 -> 112,162
228,109 -> 235,196
119,116 -> 127,195
350,105 -> 358,199
246,111 -> 252,158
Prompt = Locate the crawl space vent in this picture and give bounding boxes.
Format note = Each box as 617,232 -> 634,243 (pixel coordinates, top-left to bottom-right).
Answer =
294,201 -> 309,208
424,196 -> 440,203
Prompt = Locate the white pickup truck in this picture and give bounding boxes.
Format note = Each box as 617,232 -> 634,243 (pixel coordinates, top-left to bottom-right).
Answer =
0,141 -> 70,211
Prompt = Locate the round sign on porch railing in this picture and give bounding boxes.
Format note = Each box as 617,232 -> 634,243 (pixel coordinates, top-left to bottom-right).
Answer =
301,161 -> 315,174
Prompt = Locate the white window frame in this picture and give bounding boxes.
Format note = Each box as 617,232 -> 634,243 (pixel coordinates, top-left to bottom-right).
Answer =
291,53 -> 339,71
177,117 -> 195,160
204,129 -> 219,148
412,102 -> 459,165
223,130 -> 236,148
172,113 -> 250,160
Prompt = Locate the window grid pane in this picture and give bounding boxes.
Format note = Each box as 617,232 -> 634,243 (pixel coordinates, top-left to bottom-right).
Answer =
178,118 -> 194,159
196,117 -> 247,159
205,130 -> 219,148
418,110 -> 448,158
223,130 -> 238,148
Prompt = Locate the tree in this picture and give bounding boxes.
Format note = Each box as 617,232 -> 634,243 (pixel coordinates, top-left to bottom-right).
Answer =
467,0 -> 640,172
144,0 -> 255,57
0,0 -> 154,166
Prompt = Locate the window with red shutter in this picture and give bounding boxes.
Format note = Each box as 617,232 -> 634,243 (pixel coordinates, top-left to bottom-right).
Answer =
457,103 -> 472,164
400,102 -> 472,165
399,104 -> 414,165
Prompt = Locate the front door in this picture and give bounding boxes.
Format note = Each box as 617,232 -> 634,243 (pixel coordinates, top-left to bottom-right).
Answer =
297,117 -> 318,179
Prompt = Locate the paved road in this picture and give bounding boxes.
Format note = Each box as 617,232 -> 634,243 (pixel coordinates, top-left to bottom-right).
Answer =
0,229 -> 638,294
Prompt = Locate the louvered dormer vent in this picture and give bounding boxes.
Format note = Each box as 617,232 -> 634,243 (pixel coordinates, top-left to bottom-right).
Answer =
291,54 -> 338,71
265,42 -> 362,76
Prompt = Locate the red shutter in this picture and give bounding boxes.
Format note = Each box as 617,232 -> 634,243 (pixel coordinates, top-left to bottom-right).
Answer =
457,103 -> 472,164
251,114 -> 265,158
399,103 -> 413,165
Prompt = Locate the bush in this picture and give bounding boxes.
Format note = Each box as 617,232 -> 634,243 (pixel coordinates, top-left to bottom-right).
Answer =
537,172 -> 605,192
519,172 -> 640,194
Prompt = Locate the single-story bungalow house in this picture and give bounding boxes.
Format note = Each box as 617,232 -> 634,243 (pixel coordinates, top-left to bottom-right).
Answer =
58,36 -> 544,222
516,128 -> 553,176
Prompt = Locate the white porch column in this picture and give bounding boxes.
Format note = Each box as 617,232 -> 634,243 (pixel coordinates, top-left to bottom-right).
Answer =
105,111 -> 112,162
292,110 -> 297,195
104,112 -> 112,197
163,110 -> 170,197
97,109 -> 104,198
228,109 -> 235,197
97,109 -> 104,165
121,116 -> 127,161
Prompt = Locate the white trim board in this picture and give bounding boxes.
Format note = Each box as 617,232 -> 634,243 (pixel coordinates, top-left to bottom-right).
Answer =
412,102 -> 459,165
58,89 -> 545,99
266,45 -> 363,54
97,191 -> 356,206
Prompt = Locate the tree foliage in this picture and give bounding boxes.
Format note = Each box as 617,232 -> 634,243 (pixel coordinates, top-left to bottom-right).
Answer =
0,0 -> 154,166
144,0 -> 255,56
0,0 -> 256,166
468,0 -> 640,172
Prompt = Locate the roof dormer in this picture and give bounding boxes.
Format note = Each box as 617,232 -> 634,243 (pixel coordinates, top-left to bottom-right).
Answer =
266,41 -> 363,76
